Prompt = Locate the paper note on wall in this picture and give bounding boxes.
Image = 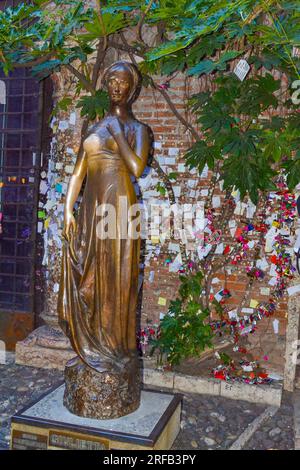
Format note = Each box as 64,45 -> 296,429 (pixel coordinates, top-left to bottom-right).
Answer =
158,297 -> 167,306
250,299 -> 259,308
287,284 -> 300,296
273,319 -> 279,334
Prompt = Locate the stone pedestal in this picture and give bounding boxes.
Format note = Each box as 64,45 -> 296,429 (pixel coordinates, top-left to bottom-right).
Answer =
64,357 -> 141,420
15,325 -> 74,370
11,384 -> 182,450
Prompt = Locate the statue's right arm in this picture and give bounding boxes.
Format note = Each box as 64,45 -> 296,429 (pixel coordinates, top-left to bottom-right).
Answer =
62,151 -> 87,242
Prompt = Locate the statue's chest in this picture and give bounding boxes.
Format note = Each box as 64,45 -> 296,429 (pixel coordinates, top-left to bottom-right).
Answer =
83,124 -> 135,155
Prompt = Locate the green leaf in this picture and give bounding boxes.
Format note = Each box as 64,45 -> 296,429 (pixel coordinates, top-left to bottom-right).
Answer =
146,37 -> 194,62
283,151 -> 300,189
160,51 -> 186,75
185,140 -> 219,174
76,89 -> 109,120
188,50 -> 242,75
186,34 -> 226,66
31,59 -> 61,78
156,182 -> 167,196
80,11 -> 127,41
168,172 -> 178,181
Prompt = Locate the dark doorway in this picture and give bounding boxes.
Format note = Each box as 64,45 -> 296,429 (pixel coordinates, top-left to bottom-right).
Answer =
0,1 -> 46,349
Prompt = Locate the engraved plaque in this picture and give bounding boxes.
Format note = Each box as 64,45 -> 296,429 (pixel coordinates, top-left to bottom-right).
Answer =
11,430 -> 48,450
49,430 -> 109,450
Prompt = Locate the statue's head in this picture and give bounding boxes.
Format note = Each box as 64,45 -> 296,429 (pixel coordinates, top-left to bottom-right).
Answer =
103,61 -> 142,106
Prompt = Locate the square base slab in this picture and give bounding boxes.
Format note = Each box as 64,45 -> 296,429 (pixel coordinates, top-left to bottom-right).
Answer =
11,384 -> 182,450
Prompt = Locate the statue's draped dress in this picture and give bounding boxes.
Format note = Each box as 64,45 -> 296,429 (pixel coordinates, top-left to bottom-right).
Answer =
58,123 -> 141,372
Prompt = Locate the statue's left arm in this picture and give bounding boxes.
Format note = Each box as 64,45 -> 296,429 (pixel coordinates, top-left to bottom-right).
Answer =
108,121 -> 150,178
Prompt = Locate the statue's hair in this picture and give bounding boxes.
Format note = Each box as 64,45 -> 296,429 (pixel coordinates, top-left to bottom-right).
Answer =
103,61 -> 142,104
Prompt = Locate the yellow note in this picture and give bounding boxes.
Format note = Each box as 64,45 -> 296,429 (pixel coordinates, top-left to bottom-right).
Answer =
250,299 -> 259,308
151,236 -> 160,244
158,297 -> 167,306
44,217 -> 51,229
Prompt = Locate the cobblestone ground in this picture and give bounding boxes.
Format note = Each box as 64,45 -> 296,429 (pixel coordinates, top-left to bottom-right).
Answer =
0,355 -> 63,450
0,356 -> 295,450
244,392 -> 294,450
171,391 -> 294,450
171,393 -> 265,450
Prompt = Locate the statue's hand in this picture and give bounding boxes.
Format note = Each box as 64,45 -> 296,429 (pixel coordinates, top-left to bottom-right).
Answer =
62,212 -> 76,243
106,116 -> 124,138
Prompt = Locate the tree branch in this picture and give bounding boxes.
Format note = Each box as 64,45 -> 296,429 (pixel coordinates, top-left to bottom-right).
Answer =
65,64 -> 95,94
11,52 -> 55,69
95,0 -> 108,51
150,78 -> 201,141
136,0 -> 155,44
108,40 -> 146,57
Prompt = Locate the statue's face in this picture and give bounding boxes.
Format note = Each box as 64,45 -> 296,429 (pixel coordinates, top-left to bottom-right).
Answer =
107,68 -> 133,105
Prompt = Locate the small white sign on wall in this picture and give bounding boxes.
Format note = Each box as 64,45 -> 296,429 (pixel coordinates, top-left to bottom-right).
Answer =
234,59 -> 250,81
0,340 -> 6,364
0,80 -> 6,105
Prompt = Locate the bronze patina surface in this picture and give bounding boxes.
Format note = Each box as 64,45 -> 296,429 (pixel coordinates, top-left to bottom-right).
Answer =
63,357 -> 141,419
57,61 -> 151,418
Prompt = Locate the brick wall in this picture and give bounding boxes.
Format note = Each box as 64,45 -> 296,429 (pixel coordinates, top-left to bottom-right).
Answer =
38,61 -> 296,378
131,72 -> 293,376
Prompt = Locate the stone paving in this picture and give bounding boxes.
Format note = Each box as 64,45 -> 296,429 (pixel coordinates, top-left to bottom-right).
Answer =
0,355 -> 295,450
171,391 -> 294,450
171,393 -> 265,450
244,392 -> 294,450
0,354 -> 63,450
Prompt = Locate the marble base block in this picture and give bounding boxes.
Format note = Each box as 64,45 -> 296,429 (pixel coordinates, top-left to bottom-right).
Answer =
64,357 -> 141,419
15,325 -> 74,370
11,384 -> 182,450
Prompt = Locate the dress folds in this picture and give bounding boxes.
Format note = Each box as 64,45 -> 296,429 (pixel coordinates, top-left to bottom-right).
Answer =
58,134 -> 140,373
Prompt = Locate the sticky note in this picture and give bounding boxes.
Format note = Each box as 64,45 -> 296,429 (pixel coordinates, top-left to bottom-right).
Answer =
273,319 -> 279,334
44,218 -> 50,230
40,180 -> 48,195
215,243 -> 224,254
250,299 -> 259,308
212,196 -> 221,208
200,164 -> 208,178
228,309 -> 238,319
158,297 -> 167,306
241,308 -> 254,314
168,243 -> 180,252
260,287 -> 270,296
65,165 -> 74,174
58,120 -> 69,130
169,254 -> 182,273
287,284 -> 300,296
69,112 -> 76,125
173,186 -> 181,197
53,283 -> 60,293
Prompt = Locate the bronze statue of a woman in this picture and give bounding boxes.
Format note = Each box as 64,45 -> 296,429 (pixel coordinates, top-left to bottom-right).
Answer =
57,61 -> 151,419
